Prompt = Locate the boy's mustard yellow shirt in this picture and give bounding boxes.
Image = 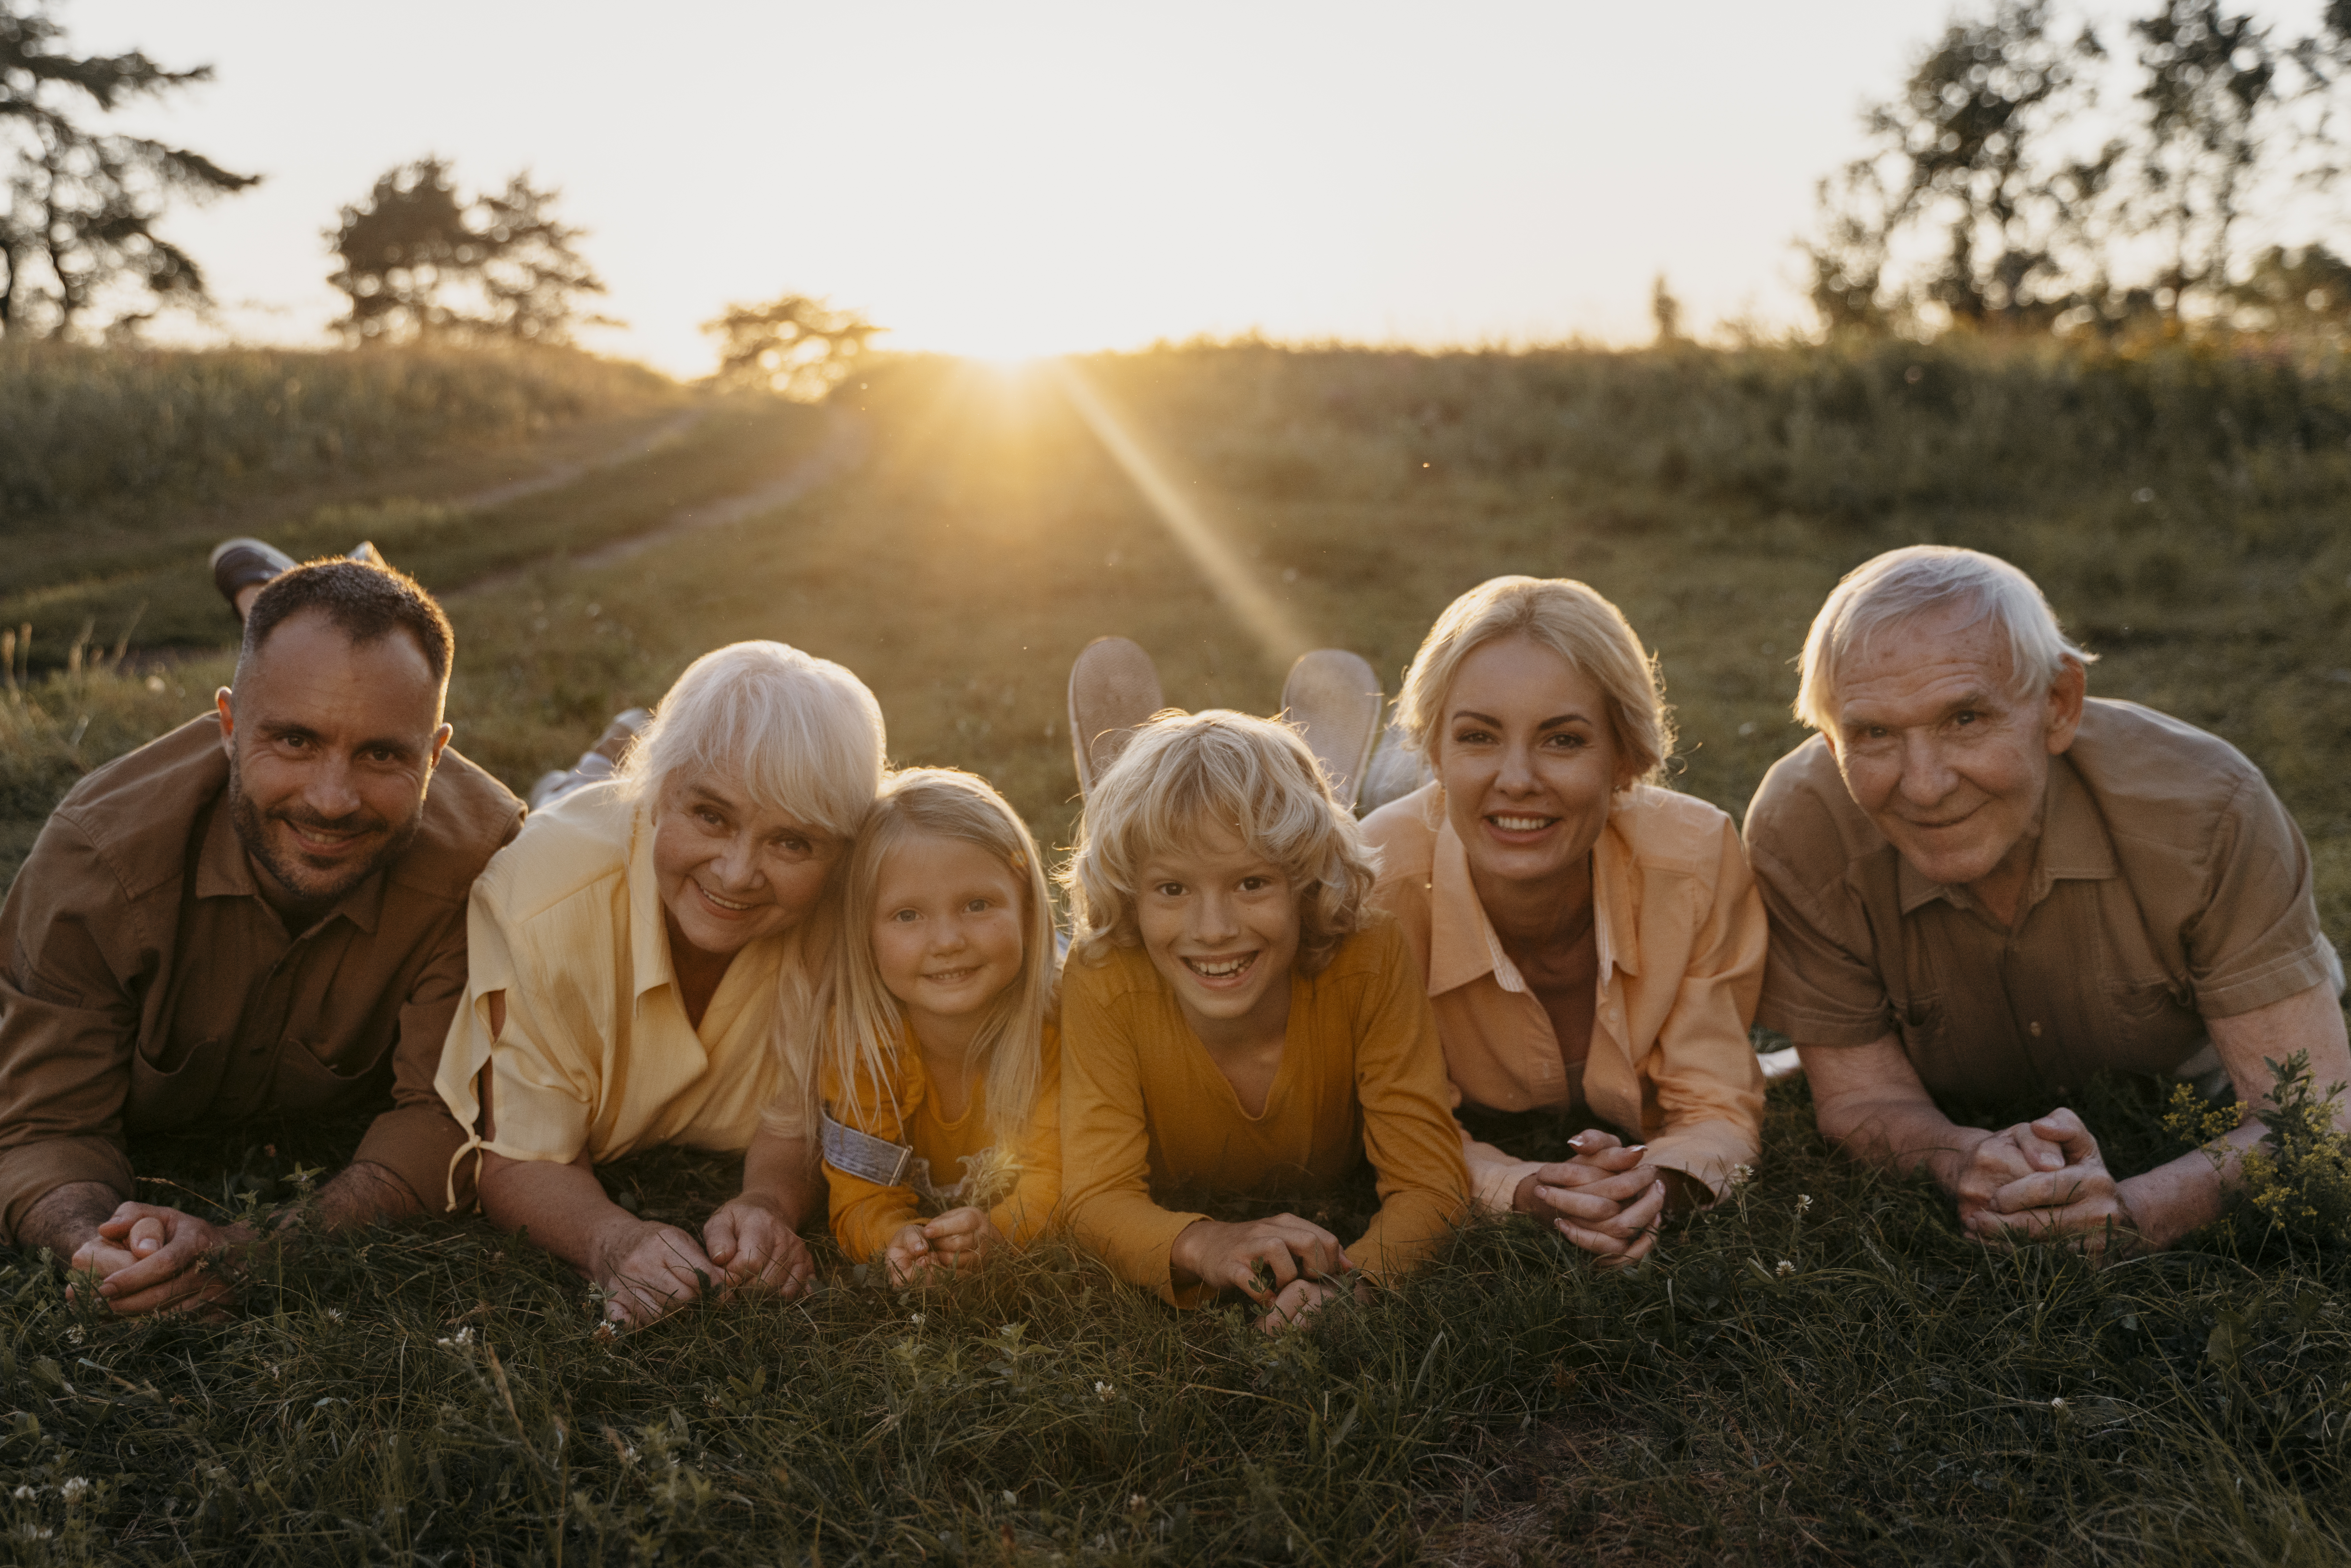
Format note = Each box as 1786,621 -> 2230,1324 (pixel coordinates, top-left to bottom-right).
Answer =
1060,917 -> 1470,1306
821,1021 -> 1062,1263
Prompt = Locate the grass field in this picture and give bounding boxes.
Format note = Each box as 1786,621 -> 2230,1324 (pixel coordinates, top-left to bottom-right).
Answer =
2,339 -> 2349,1564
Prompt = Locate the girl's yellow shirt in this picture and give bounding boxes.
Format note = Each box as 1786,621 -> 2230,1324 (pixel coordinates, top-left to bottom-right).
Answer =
820,1020 -> 1062,1263
1059,917 -> 1469,1307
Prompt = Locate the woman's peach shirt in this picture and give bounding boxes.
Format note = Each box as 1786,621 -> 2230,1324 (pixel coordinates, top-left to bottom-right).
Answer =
1361,781 -> 1766,1208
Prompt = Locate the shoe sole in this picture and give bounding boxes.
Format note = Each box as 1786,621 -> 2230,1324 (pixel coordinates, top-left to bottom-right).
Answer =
1068,637 -> 1166,796
1280,649 -> 1383,812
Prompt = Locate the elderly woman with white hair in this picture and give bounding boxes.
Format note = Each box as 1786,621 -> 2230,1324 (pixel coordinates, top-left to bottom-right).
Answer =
1362,576 -> 1768,1266
436,641 -> 887,1325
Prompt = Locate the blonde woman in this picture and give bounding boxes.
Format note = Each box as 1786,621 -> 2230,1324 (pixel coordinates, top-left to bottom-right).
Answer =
1059,711 -> 1468,1332
1362,576 -> 1766,1265
436,641 -> 887,1326
819,768 -> 1062,1283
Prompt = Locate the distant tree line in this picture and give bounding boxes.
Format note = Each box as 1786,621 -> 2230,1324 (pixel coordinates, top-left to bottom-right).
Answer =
1811,0 -> 2351,341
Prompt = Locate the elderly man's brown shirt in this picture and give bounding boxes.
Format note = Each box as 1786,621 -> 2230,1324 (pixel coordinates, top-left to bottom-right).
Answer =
1743,699 -> 2342,1104
0,715 -> 522,1240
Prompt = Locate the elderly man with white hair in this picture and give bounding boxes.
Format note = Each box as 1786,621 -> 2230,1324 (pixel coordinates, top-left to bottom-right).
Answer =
1745,545 -> 2349,1255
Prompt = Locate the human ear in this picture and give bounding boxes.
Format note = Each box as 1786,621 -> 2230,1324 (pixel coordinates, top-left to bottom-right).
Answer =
214,687 -> 236,755
2043,660 -> 2088,755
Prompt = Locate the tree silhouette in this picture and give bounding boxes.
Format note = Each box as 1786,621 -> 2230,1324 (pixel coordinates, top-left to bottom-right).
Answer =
1806,1 -> 2114,335
702,294 -> 880,399
0,2 -> 258,337
326,157 -> 613,345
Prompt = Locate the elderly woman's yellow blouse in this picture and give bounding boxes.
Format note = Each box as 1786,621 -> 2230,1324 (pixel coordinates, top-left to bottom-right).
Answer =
432,781 -> 817,1210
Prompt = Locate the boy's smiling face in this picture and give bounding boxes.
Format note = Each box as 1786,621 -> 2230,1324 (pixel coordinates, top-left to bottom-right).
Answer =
1133,819 -> 1299,1047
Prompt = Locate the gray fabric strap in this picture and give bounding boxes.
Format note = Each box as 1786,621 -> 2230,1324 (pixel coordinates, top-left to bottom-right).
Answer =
820,1108 -> 913,1187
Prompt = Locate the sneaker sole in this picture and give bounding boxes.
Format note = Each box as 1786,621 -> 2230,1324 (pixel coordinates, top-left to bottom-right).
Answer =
1068,637 -> 1166,796
1280,649 -> 1383,812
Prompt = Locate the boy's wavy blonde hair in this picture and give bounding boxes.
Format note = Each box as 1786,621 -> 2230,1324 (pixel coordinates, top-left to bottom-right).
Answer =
827,768 -> 1057,1149
1060,710 -> 1378,976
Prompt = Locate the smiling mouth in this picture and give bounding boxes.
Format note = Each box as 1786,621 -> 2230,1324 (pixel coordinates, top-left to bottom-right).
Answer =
697,884 -> 758,913
1184,953 -> 1258,983
280,820 -> 377,857
1486,814 -> 1556,834
923,965 -> 982,985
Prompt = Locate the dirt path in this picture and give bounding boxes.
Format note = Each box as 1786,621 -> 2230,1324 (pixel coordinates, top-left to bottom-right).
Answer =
445,407 -> 707,512
452,405 -> 868,599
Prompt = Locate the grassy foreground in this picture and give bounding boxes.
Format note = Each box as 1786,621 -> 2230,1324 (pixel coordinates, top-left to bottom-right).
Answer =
2,340 -> 2349,1564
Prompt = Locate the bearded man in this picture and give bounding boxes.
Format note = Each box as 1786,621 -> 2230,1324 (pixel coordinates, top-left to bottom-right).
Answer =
0,558 -> 521,1313
1746,545 -> 2349,1255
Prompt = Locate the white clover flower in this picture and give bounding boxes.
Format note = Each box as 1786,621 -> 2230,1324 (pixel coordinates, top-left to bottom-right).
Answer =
999,1324 -> 1017,1337
1794,1194 -> 1813,1216
324,1308 -> 344,1323
909,1313 -> 925,1327
10,1485 -> 34,1500
1127,1493 -> 1149,1511
1095,1381 -> 1116,1402
62,1326 -> 84,1346
1730,1164 -> 1755,1186
1775,1260 -> 1795,1277
1001,1489 -> 1018,1506
2050,1396 -> 2069,1411
58,1478 -> 88,1503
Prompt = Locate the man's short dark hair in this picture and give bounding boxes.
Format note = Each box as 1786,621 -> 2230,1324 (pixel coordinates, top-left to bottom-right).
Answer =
238,559 -> 455,687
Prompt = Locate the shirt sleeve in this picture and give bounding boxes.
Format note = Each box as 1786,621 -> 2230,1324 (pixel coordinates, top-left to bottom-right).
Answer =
431,876 -> 601,1210
1058,957 -> 1212,1307
1745,830 -> 1898,1049
990,1020 -> 1063,1247
1346,923 -> 1471,1282
0,811 -> 145,1242
2187,771 -> 2345,1018
352,902 -> 476,1214
820,1047 -> 924,1263
1639,816 -> 1768,1201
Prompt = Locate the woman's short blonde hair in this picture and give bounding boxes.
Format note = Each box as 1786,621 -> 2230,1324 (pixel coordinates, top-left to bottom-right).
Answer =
829,768 -> 1057,1149
1060,710 -> 1378,976
1393,576 -> 1673,784
618,640 -> 886,839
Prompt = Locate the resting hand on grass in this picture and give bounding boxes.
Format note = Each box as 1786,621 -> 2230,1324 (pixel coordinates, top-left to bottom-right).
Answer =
1509,1131 -> 1685,1267
1169,1214 -> 1353,1330
703,1190 -> 816,1301
883,1206 -> 1004,1286
1967,1109 -> 2142,1257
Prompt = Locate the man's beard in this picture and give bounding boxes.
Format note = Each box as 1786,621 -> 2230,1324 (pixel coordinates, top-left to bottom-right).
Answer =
225,754 -> 426,920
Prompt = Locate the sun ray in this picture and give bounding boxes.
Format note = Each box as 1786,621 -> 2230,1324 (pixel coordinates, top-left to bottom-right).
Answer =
1045,358 -> 1312,671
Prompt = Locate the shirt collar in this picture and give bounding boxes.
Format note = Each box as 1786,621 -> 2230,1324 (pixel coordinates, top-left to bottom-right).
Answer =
1425,804 -> 1634,993
626,797 -> 676,1001
1894,754 -> 2117,917
190,788 -> 387,936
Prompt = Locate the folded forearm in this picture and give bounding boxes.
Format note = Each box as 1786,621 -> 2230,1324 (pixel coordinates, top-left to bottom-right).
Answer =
480,1158 -> 629,1272
1816,1095 -> 1981,1185
741,1132 -> 820,1227
14,1180 -> 120,1259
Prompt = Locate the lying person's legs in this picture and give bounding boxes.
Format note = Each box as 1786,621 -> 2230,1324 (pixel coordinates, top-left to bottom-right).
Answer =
211,537 -> 384,623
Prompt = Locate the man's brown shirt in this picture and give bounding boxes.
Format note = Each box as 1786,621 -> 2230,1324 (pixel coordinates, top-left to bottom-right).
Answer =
1743,699 -> 2342,1104
0,715 -> 522,1240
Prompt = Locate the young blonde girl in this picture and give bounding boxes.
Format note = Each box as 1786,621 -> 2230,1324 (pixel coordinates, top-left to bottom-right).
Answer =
1058,710 -> 1469,1332
820,768 -> 1061,1281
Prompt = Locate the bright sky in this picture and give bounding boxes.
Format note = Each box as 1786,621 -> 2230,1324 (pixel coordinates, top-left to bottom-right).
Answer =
57,1 -> 2326,375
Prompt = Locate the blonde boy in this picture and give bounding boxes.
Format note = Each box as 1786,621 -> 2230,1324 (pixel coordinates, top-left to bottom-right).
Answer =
1059,710 -> 1468,1331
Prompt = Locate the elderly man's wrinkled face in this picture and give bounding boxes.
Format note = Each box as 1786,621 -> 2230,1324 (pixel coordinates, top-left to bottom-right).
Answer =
216,609 -> 451,920
1827,605 -> 2084,903
652,770 -> 844,961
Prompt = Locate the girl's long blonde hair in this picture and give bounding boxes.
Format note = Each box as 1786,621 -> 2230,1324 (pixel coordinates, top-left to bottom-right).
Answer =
827,768 -> 1057,1147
